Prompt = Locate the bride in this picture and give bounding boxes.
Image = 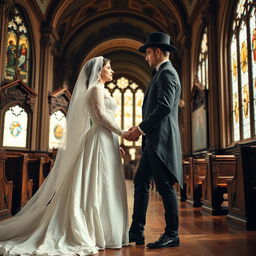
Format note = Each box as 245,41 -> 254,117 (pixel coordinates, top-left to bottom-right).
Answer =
0,56 -> 129,255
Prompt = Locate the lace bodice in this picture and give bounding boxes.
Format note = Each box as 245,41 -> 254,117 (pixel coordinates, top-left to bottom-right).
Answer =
86,83 -> 123,136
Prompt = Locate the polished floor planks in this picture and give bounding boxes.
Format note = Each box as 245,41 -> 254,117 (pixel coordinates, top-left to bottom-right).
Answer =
98,180 -> 256,256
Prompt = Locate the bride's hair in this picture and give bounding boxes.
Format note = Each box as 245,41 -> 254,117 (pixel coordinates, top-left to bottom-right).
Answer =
103,57 -> 110,66
85,57 -> 110,88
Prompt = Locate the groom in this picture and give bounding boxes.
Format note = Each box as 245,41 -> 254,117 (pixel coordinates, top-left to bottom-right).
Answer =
123,32 -> 183,249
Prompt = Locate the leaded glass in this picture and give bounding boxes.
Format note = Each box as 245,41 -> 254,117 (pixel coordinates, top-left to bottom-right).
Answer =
230,0 -> 255,142
124,89 -> 133,146
231,33 -> 240,141
49,111 -> 66,149
197,29 -> 208,89
103,76 -> 144,149
237,0 -> 246,19
3,105 -> 28,147
106,82 -> 116,90
239,21 -> 251,138
135,89 -> 144,146
250,6 -> 256,131
117,77 -> 129,89
112,89 -> 122,129
5,8 -> 30,84
130,82 -> 139,91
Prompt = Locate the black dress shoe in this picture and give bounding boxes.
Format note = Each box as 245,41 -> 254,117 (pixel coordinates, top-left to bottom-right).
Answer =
129,230 -> 145,245
147,233 -> 180,249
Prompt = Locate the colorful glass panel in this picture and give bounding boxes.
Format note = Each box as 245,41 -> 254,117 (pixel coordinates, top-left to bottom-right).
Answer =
5,8 -> 30,84
117,77 -> 129,90
135,89 -> 144,146
250,6 -> 256,131
124,89 -> 133,146
3,105 -> 28,147
197,30 -> 208,89
112,89 -> 122,129
49,111 -> 66,149
230,0 -> 255,141
231,34 -> 240,141
239,21 -> 251,138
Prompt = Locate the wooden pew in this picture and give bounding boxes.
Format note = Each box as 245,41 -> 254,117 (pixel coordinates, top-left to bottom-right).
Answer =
0,149 -> 54,216
240,145 -> 256,230
0,155 -> 13,220
181,157 -> 193,203
42,157 -> 54,181
22,152 -> 54,188
27,157 -> 45,195
201,154 -> 236,215
1,153 -> 33,215
228,144 -> 256,230
192,158 -> 207,207
6,150 -> 54,191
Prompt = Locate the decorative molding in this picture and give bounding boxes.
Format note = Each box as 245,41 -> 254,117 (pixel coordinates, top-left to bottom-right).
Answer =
4,0 -> 15,19
129,0 -> 168,28
48,85 -> 71,114
0,80 -> 37,110
40,25 -> 59,55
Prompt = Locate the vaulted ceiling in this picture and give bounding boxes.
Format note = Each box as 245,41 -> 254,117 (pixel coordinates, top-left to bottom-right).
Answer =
32,0 -> 199,90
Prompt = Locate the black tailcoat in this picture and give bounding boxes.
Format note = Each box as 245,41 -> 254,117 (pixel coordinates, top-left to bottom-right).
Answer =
139,61 -> 183,187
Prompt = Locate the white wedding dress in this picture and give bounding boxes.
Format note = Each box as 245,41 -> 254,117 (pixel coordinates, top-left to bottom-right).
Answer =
0,83 -> 129,256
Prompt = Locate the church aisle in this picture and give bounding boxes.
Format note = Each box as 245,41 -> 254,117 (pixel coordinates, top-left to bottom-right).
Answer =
98,180 -> 256,256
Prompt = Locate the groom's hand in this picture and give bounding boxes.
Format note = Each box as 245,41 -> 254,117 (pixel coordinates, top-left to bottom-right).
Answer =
123,131 -> 131,141
123,126 -> 142,141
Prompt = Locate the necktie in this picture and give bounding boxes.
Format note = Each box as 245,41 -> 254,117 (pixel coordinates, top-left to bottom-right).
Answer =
152,69 -> 157,76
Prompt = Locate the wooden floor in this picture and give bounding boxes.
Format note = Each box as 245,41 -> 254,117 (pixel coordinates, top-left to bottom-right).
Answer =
98,180 -> 256,256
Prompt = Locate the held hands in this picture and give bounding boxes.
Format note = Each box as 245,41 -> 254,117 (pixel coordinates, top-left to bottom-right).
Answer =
122,126 -> 142,141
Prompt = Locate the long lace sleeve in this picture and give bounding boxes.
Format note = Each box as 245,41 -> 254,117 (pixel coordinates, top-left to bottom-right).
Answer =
90,86 -> 124,136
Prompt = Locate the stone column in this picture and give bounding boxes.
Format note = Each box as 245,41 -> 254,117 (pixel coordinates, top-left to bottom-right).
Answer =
36,24 -> 59,150
180,28 -> 192,155
206,0 -> 221,150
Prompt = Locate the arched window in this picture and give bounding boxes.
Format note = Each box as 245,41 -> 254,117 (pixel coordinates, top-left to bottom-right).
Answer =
192,27 -> 209,152
5,7 -> 31,84
3,105 -> 28,148
106,77 -> 144,147
197,28 -> 208,89
229,0 -> 255,142
49,110 -> 66,149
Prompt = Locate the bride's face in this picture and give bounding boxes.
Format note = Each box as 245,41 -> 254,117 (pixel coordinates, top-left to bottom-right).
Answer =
100,61 -> 114,83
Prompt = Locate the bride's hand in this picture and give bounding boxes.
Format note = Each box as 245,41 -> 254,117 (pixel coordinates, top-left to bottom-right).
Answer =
120,146 -> 125,156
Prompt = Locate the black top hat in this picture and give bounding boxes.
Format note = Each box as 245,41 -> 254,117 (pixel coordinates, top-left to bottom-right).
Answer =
138,32 -> 177,53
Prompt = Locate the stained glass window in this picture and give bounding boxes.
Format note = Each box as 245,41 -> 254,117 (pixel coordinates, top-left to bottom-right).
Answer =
135,89 -> 144,146
112,89 -> 122,129
106,77 -> 144,148
49,111 -> 66,149
5,8 -> 30,84
3,105 -> 28,147
250,6 -> 256,132
124,89 -> 133,146
230,0 -> 255,141
197,29 -> 208,89
193,27 -> 209,151
231,35 -> 240,141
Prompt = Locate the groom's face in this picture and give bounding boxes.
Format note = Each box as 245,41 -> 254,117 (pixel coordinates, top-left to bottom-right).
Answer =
145,48 -> 157,68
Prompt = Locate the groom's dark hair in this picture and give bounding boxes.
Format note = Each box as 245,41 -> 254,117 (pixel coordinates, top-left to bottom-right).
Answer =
151,47 -> 170,57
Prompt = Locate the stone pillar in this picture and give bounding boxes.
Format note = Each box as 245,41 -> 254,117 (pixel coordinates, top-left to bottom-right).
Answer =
36,25 -> 59,150
206,0 -> 221,150
180,28 -> 192,154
